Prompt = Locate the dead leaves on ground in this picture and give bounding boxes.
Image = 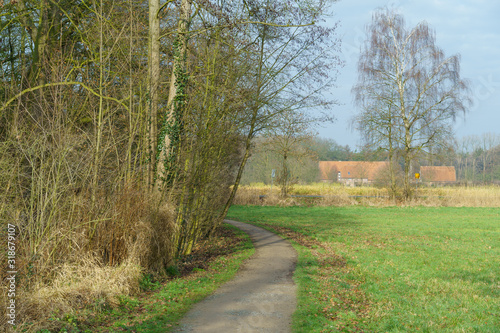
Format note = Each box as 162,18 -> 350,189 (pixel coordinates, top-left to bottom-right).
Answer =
263,223 -> 372,332
176,227 -> 247,277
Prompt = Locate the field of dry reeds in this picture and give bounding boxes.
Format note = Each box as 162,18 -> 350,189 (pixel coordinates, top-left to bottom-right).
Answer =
233,182 -> 500,207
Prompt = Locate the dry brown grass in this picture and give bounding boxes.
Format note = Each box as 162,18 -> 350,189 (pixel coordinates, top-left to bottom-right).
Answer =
415,185 -> 500,207
318,193 -> 358,206
232,188 -> 300,207
235,183 -> 500,207
0,180 -> 177,332
12,258 -> 142,332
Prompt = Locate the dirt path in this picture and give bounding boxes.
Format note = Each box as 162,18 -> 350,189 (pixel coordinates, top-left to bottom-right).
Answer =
172,220 -> 297,332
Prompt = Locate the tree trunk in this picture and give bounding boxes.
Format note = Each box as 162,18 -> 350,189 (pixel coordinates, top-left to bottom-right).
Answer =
147,0 -> 160,189
388,149 -> 397,201
156,0 -> 191,188
280,152 -> 289,198
220,139 -> 252,219
403,147 -> 412,201
91,0 -> 105,203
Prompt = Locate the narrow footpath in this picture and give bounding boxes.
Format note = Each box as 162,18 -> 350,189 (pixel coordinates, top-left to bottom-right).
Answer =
173,220 -> 298,332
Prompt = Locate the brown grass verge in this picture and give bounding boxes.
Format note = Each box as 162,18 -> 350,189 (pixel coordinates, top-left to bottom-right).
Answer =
1,224 -> 245,333
234,183 -> 500,207
0,183 -> 179,332
57,225 -> 248,332
12,259 -> 142,332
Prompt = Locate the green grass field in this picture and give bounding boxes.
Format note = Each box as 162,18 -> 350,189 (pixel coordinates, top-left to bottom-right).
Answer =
227,206 -> 500,332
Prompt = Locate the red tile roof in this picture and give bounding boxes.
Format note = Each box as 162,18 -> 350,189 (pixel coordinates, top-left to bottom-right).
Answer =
420,166 -> 456,182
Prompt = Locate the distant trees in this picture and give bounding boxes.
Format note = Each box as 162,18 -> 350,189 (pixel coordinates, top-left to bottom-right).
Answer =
240,135 -> 319,187
311,138 -> 353,161
353,9 -> 472,200
240,132 -> 500,187
453,133 -> 500,183
240,136 -> 385,186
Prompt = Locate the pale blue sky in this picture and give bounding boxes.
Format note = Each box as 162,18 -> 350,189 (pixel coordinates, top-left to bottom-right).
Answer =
318,0 -> 500,149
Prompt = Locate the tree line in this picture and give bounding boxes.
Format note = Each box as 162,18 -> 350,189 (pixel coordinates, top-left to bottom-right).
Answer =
241,133 -> 500,187
452,133 -> 500,183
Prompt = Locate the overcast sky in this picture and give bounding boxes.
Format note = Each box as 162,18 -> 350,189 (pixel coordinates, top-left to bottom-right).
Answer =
317,0 -> 500,149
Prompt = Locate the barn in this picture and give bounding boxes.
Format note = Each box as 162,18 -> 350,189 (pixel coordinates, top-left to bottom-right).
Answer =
420,166 -> 456,183
319,161 -> 391,186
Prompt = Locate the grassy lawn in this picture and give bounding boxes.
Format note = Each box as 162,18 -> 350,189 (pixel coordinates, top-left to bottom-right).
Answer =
227,205 -> 500,332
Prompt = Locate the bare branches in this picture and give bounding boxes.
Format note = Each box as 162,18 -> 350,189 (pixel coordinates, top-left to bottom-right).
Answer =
0,81 -> 130,115
353,8 -> 472,200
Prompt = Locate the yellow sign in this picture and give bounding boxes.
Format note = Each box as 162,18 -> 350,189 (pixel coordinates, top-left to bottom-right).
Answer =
415,173 -> 420,179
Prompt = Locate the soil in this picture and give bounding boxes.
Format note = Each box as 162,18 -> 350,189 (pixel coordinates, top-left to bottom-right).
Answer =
172,220 -> 298,332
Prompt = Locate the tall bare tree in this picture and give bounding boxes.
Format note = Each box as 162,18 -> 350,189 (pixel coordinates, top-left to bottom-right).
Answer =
220,0 -> 341,216
156,0 -> 192,189
148,0 -> 160,188
353,8 -> 472,200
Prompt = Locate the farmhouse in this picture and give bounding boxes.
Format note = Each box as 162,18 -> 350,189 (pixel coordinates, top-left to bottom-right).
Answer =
420,166 -> 456,183
319,161 -> 390,186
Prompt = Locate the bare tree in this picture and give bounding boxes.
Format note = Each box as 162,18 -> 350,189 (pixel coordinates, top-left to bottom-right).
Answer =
148,0 -> 160,188
220,0 -> 341,216
353,89 -> 400,199
156,0 -> 192,189
263,111 -> 315,197
353,8 -> 472,200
